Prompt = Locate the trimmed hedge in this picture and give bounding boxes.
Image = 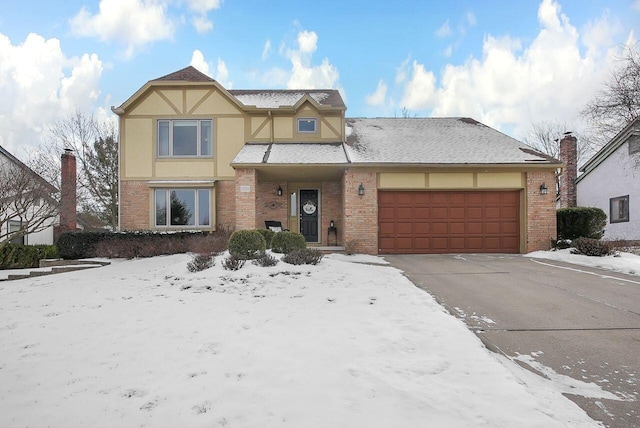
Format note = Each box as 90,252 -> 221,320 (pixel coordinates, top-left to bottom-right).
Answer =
228,230 -> 266,260
0,244 -> 59,269
256,229 -> 276,249
56,230 -> 220,260
282,248 -> 323,265
557,207 -> 606,240
271,231 -> 306,254
571,237 -> 613,257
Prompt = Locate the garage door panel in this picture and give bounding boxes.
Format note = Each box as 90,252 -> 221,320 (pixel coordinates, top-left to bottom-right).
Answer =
379,190 -> 520,254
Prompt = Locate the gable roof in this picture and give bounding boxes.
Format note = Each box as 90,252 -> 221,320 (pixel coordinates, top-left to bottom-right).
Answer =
344,118 -> 560,165
0,145 -> 58,193
151,66 -> 215,82
576,117 -> 640,183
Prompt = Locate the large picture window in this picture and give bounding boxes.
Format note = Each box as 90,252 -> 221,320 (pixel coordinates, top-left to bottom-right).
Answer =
155,189 -> 211,227
610,195 -> 629,223
158,119 -> 212,157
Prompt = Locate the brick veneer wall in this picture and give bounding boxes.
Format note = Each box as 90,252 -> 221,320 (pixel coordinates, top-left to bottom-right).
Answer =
526,170 -> 557,252
257,181 -> 288,230
215,180 -> 236,229
321,181 -> 343,245
343,169 -> 378,254
120,180 -> 151,230
235,168 -> 257,230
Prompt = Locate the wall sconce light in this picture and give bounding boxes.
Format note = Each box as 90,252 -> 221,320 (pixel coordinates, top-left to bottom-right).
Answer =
277,185 -> 283,196
358,183 -> 365,196
539,183 -> 548,195
330,220 -> 335,228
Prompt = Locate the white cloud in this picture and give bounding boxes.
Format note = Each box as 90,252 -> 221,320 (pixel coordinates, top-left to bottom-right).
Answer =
297,30 -> 318,54
69,0 -> 175,58
400,61 -> 437,110
435,20 -> 452,38
0,32 -> 103,157
189,49 -> 232,88
190,49 -> 211,76
365,80 -> 388,106
185,0 -> 221,14
284,30 -> 342,91
192,15 -> 213,34
383,0 -> 622,138
467,11 -> 477,26
262,39 -> 272,60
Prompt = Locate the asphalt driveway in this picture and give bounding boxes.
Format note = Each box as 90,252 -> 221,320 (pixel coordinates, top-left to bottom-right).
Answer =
385,254 -> 640,428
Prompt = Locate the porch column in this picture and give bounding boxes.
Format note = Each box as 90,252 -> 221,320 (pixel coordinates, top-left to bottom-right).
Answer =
343,169 -> 378,255
235,168 -> 257,230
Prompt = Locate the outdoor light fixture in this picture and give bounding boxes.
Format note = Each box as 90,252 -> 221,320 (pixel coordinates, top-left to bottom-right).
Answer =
540,183 -> 548,195
330,220 -> 335,228
277,185 -> 283,196
358,183 -> 365,196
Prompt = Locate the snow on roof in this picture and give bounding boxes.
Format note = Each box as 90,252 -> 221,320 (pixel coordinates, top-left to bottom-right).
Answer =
229,90 -> 344,109
345,118 -> 559,165
232,143 -> 348,165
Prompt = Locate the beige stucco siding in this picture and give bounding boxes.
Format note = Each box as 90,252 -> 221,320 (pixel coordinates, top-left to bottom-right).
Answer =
186,89 -> 212,113
251,116 -> 271,140
321,116 -> 342,140
193,90 -> 242,115
217,117 -> 245,177
274,117 -> 293,139
129,91 -> 179,116
123,118 -> 153,178
155,160 -> 215,177
378,172 -> 525,189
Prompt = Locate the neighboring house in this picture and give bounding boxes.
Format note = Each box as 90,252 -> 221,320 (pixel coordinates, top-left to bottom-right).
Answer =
0,145 -> 58,245
577,118 -> 640,241
113,66 -> 560,255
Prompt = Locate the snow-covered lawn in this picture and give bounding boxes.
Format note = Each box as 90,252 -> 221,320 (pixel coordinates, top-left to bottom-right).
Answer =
526,248 -> 640,276
0,252 -> 601,427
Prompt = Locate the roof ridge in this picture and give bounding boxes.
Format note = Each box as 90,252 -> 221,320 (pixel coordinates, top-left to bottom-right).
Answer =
151,66 -> 214,82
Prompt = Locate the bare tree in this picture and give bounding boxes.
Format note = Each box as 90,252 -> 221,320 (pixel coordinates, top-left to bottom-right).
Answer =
582,42 -> 640,144
29,111 -> 119,230
523,121 -> 596,165
0,159 -> 59,249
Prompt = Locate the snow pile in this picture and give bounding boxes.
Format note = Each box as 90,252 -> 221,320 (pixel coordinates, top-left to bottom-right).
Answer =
526,248 -> 640,276
0,253 -> 599,427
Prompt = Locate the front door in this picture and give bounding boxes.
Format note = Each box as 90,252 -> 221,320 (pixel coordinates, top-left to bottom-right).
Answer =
299,189 -> 319,242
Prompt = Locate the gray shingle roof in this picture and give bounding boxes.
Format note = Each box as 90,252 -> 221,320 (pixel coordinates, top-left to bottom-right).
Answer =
232,143 -> 348,165
229,90 -> 345,109
151,66 -> 214,82
345,118 -> 560,165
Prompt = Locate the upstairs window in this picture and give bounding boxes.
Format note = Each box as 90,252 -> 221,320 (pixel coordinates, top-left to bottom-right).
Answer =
610,195 -> 629,223
158,119 -> 212,157
297,118 -> 317,133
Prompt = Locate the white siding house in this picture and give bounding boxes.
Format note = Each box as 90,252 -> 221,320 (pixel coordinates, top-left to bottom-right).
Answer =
576,118 -> 640,241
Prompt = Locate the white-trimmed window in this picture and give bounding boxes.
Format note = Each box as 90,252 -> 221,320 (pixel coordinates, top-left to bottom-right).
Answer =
297,118 -> 317,133
9,220 -> 24,245
158,119 -> 212,157
610,195 -> 629,223
155,189 -> 211,227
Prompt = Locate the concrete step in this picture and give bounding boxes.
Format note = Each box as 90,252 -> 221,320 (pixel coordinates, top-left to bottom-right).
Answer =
39,259 -> 110,268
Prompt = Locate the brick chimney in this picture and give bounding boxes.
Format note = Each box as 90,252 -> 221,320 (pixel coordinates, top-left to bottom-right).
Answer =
56,148 -> 77,239
558,133 -> 577,208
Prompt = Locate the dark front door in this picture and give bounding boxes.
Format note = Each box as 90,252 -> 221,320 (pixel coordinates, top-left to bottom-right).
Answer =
299,189 -> 319,242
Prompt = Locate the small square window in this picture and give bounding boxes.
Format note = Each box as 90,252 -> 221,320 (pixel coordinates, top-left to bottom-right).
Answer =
297,118 -> 317,133
610,195 -> 629,223
629,135 -> 640,155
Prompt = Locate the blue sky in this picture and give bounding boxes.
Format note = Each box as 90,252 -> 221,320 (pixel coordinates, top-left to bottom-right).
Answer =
0,0 -> 639,158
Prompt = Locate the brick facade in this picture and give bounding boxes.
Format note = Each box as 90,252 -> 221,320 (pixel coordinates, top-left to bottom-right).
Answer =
235,168 -> 257,230
525,170 -> 557,252
215,180 -> 236,229
321,181 -> 343,245
120,180 -> 151,230
256,181 -> 289,231
343,169 -> 378,254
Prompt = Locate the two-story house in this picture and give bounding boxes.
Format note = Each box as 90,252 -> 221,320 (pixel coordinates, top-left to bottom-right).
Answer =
113,66 -> 560,255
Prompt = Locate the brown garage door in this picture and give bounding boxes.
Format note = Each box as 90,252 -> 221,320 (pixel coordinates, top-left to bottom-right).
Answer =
378,190 -> 520,254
